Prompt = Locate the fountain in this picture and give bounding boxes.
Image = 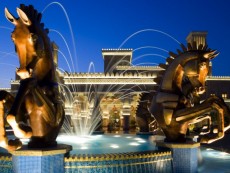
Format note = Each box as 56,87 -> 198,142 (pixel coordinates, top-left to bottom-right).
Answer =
0,3 -> 229,173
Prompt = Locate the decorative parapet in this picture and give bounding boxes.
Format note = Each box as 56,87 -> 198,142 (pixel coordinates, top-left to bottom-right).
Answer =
10,80 -> 20,84
63,72 -> 157,79
102,49 -> 133,60
115,65 -> 163,71
64,78 -> 156,85
0,88 -> 11,92
102,48 -> 133,51
206,76 -> 230,81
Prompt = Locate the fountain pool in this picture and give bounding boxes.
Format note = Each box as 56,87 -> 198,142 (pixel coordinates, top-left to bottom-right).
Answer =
57,134 -> 163,155
0,134 -> 230,172
198,148 -> 230,173
59,134 -> 230,173
61,134 -> 172,173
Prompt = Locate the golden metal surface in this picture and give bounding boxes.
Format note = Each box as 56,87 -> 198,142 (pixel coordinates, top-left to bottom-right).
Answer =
10,144 -> 72,156
65,151 -> 171,162
156,140 -> 200,149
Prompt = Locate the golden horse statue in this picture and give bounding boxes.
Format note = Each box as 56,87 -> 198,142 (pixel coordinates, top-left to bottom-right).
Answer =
150,43 -> 230,143
0,4 -> 64,150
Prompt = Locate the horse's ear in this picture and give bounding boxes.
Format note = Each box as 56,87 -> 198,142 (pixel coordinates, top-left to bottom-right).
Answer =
5,8 -> 17,25
16,8 -> 31,26
204,50 -> 219,60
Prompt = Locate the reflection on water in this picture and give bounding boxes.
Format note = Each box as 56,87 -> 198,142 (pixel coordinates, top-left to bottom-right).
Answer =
57,134 -> 164,155
57,134 -> 230,172
198,148 -> 230,173
0,134 -> 230,172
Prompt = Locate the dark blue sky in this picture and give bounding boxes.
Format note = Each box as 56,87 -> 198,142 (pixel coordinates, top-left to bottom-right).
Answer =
0,0 -> 229,87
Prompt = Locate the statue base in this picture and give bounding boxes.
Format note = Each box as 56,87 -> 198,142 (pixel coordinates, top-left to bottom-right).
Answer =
156,141 -> 200,173
10,144 -> 72,173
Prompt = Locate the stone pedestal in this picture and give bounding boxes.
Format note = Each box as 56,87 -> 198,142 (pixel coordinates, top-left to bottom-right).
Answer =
10,144 -> 72,173
156,141 -> 200,173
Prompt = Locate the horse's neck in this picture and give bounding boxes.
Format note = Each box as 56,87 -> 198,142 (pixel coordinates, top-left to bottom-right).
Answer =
32,28 -> 56,82
159,53 -> 198,93
160,63 -> 181,93
33,56 -> 55,84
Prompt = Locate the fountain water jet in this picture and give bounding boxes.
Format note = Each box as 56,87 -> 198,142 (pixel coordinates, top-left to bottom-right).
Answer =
0,3 -> 229,173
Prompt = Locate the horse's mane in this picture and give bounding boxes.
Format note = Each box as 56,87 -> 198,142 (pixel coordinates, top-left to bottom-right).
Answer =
19,4 -> 49,34
153,42 -> 218,92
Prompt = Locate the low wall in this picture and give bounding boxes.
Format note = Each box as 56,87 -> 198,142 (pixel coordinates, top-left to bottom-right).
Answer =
65,151 -> 172,173
0,151 -> 172,173
0,156 -> 12,173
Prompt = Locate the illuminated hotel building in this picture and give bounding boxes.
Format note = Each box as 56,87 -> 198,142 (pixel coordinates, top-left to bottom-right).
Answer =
7,32 -> 230,133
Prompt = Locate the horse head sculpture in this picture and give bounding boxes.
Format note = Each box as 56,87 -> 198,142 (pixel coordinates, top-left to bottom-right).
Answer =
5,5 -> 52,81
0,4 -> 64,150
150,42 -> 230,143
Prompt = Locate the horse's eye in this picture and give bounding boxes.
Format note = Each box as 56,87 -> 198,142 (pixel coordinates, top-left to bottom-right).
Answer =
28,34 -> 37,44
199,62 -> 207,70
31,34 -> 38,42
28,35 -> 33,44
11,34 -> 15,42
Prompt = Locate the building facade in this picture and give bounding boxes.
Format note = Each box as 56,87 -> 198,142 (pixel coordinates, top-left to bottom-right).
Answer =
6,32 -> 230,134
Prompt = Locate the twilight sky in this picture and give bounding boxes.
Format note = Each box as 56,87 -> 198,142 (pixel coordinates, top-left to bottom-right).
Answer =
0,0 -> 229,87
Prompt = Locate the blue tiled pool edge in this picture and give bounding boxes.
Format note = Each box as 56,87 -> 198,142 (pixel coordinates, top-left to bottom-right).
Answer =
65,150 -> 172,173
0,155 -> 12,173
1,146 -> 230,173
0,150 -> 173,173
